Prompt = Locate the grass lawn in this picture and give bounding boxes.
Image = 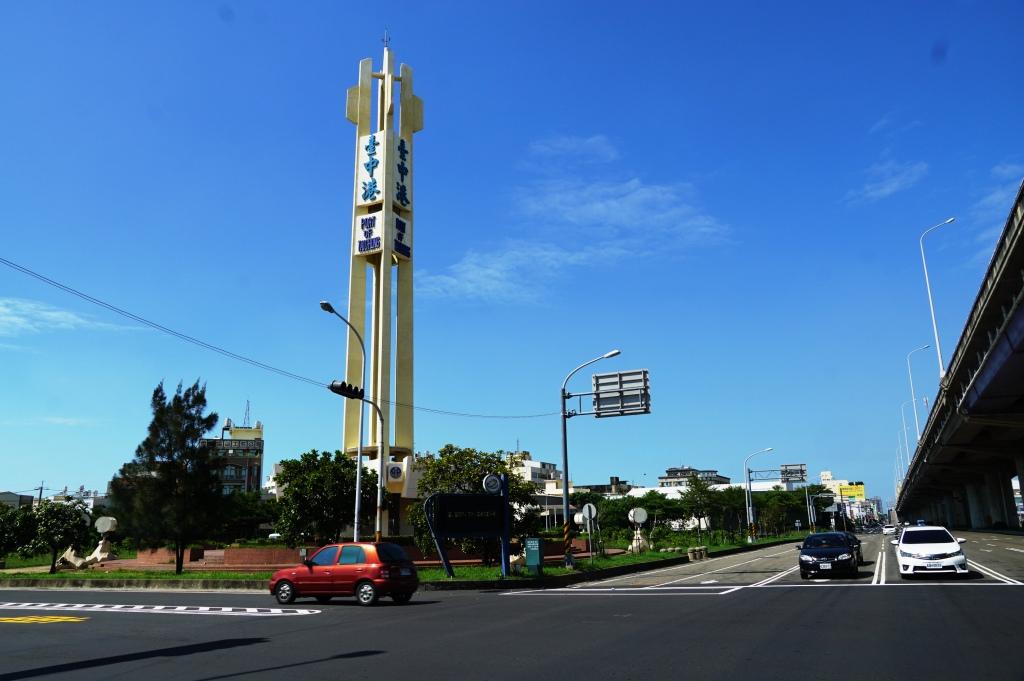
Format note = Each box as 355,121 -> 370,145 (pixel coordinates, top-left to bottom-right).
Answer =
0,534 -> 803,583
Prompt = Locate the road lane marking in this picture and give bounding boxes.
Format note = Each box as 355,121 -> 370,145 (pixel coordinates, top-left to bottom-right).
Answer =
879,550 -> 886,585
648,548 -> 796,588
0,602 -> 320,617
587,545 -> 799,587
0,614 -> 88,622
700,580 -> 719,584
1005,547 -> 1024,553
967,561 -> 1022,585
871,552 -> 882,585
719,565 -> 800,594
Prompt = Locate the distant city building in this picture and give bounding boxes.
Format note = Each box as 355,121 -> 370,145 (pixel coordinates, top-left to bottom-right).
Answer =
202,416 -> 265,494
263,463 -> 284,501
819,470 -> 850,499
507,452 -> 562,491
577,476 -> 632,495
658,466 -> 730,487
0,492 -> 34,510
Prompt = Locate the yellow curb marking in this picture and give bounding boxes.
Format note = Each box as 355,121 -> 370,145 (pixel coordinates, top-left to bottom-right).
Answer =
0,615 -> 89,624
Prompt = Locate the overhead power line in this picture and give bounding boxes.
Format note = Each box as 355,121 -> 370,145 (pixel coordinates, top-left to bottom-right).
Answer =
0,255 -> 557,419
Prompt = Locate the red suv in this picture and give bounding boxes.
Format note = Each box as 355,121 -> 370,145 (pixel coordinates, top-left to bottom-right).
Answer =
270,542 -> 419,606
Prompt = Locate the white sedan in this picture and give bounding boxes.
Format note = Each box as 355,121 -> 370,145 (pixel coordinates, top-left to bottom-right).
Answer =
881,524 -> 896,535
891,525 -> 968,578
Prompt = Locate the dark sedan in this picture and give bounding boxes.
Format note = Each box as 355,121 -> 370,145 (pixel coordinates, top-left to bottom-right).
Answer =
797,532 -> 859,579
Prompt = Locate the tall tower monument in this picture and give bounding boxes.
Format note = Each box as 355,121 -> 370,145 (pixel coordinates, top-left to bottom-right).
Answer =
342,46 -> 423,534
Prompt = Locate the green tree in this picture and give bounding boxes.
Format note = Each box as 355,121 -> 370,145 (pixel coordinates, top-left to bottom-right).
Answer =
20,500 -> 91,574
0,505 -> 34,563
274,449 -> 377,546
408,445 -> 541,563
110,380 -> 223,574
680,476 -> 719,539
218,492 -> 278,542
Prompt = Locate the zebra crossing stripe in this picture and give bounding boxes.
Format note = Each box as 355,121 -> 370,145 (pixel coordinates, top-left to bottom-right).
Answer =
0,602 -> 319,617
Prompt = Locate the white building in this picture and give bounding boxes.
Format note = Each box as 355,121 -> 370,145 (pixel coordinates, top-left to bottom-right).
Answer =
508,452 -> 562,491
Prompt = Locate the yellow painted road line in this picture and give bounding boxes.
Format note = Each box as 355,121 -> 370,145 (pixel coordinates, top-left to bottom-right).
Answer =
0,615 -> 88,624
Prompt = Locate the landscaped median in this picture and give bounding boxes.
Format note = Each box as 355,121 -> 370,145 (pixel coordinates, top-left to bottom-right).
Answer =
0,534 -> 804,591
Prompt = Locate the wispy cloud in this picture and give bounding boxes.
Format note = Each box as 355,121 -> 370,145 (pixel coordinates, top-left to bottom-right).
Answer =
0,416 -> 93,427
0,298 -> 125,337
868,113 -> 893,135
419,136 -> 727,303
527,134 -> 619,164
846,159 -> 928,203
991,163 -> 1024,181
967,163 -> 1024,264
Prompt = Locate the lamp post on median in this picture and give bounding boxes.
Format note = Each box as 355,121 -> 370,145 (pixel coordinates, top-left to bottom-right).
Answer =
743,447 -> 774,543
320,300 -> 368,542
919,217 -> 957,381
560,349 -> 620,568
906,344 -> 930,441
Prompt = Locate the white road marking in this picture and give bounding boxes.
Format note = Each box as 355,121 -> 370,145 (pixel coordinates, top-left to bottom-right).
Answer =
648,548 -> 795,588
700,580 -> 719,585
585,545 -> 797,587
0,602 -> 319,617
967,560 -> 1022,585
879,550 -> 886,585
981,549 -> 994,553
871,552 -> 882,585
719,565 -> 800,594
1005,547 -> 1024,553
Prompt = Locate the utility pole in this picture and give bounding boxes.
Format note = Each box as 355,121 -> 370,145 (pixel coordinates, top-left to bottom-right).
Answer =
37,481 -> 44,505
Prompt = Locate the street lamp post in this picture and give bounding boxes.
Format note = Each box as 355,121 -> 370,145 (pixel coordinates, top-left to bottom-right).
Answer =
906,344 -> 930,441
320,300 -> 367,542
743,447 -> 774,543
919,217 -> 956,380
560,349 -> 620,568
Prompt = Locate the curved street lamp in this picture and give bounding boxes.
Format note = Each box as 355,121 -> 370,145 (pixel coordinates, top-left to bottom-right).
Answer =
906,344 -> 930,441
743,447 -> 774,543
919,217 -> 956,380
320,300 -> 371,541
560,349 -> 620,567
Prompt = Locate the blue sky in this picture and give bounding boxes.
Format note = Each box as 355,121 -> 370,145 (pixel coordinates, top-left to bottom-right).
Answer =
2,2 -> 1022,507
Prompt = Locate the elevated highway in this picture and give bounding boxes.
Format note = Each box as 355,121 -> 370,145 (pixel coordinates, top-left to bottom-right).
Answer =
898,183 -> 1024,527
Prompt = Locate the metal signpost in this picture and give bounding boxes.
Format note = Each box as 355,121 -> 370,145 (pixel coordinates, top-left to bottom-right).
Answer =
747,463 -> 807,541
559,357 -> 651,568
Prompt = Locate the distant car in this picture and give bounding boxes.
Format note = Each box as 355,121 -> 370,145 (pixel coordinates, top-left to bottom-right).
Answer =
268,533 -> 282,540
916,519 -> 927,526
891,526 -> 968,579
269,542 -> 419,606
797,532 -> 859,579
882,524 -> 896,535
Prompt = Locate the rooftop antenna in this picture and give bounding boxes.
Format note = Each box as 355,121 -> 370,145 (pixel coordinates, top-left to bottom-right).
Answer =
243,400 -> 251,428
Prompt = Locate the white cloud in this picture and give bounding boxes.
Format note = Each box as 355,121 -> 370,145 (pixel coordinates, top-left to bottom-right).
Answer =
419,169 -> 727,302
846,159 -> 928,202
0,416 -> 92,427
527,134 -> 619,164
0,298 -> 123,337
991,163 -> 1024,181
868,113 -> 893,135
40,416 -> 92,426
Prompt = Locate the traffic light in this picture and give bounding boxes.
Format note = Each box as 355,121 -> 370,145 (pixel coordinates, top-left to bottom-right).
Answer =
328,380 -> 365,400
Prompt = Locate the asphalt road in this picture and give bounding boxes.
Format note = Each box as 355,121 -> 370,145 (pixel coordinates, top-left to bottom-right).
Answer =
2,531 -> 1022,680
